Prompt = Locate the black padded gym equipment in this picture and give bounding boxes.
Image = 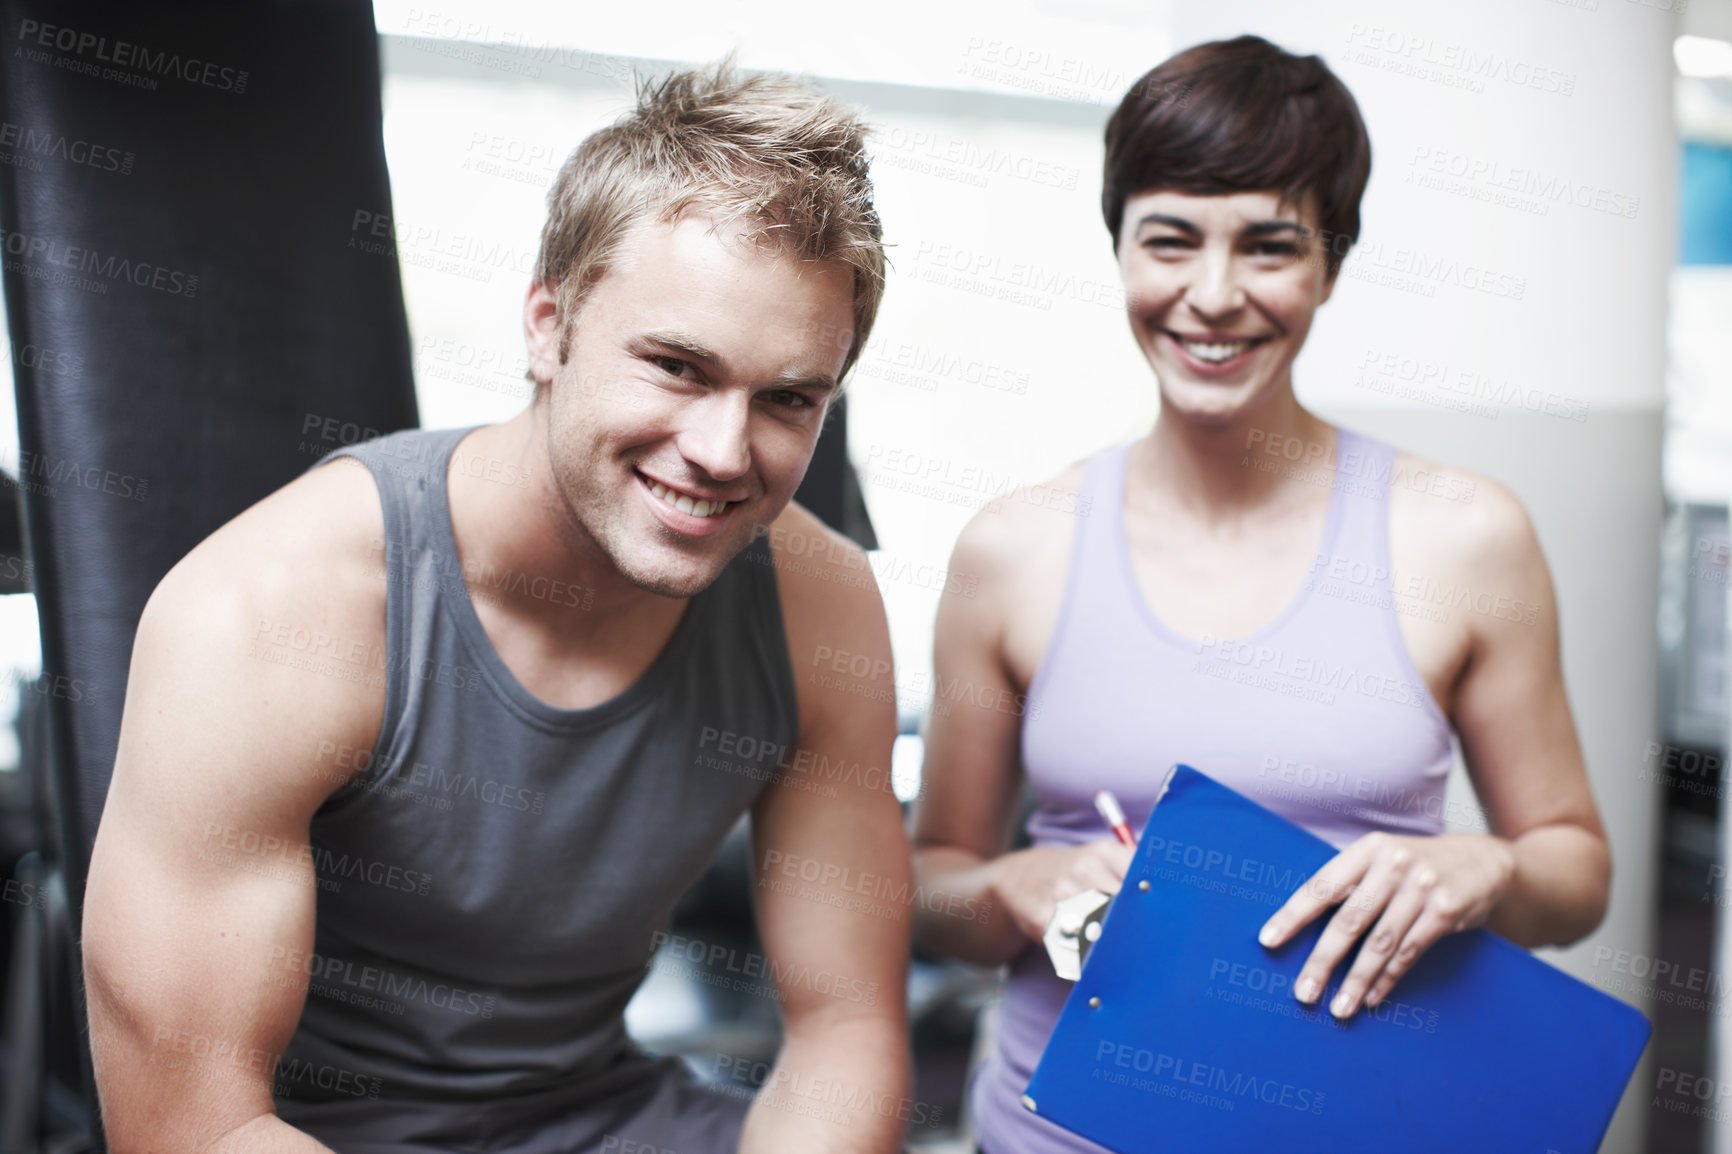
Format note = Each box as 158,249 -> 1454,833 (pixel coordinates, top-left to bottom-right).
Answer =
0,2 -> 418,1146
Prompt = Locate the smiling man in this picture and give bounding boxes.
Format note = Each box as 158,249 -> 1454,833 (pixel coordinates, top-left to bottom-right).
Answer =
81,64 -> 912,1154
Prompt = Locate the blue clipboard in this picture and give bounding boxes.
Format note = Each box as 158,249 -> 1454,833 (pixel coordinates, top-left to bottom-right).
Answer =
1022,764 -> 1650,1154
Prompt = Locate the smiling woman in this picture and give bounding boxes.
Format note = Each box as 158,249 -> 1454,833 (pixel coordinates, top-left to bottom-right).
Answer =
905,34 -> 1614,1154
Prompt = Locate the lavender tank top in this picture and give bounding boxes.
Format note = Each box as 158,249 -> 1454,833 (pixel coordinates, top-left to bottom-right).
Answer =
970,428 -> 1455,1154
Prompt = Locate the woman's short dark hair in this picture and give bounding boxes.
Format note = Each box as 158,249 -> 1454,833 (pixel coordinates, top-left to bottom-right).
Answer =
1102,35 -> 1371,277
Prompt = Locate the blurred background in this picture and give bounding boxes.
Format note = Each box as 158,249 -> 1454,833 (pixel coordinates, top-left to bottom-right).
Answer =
0,1 -> 1727,1151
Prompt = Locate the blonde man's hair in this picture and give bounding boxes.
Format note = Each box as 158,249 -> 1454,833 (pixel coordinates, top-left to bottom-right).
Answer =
529,60 -> 885,396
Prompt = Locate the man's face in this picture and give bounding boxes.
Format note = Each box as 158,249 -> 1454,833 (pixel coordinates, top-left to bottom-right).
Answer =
525,211 -> 855,598
1116,188 -> 1335,426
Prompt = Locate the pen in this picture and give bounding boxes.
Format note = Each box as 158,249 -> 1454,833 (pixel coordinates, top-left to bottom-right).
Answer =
1093,789 -> 1135,847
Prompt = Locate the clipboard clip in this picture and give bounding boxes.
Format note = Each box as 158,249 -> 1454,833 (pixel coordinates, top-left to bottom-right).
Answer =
1042,888 -> 1112,982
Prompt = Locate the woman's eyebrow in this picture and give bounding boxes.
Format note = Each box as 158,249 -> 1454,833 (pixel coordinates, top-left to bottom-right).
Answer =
1135,213 -> 1199,235
1243,220 -> 1310,239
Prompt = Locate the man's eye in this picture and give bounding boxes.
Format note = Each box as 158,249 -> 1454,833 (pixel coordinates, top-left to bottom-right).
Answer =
1143,236 -> 1189,250
652,356 -> 689,378
1251,242 -> 1299,257
768,390 -> 813,409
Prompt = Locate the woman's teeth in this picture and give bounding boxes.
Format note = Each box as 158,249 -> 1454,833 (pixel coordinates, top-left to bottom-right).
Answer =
1180,337 -> 1259,364
649,480 -> 729,518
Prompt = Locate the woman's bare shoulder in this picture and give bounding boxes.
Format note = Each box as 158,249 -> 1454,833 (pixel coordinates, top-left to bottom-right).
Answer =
949,458 -> 1092,575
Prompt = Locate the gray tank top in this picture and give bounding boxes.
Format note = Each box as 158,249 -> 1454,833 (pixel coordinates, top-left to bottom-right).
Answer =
275,424 -> 797,1104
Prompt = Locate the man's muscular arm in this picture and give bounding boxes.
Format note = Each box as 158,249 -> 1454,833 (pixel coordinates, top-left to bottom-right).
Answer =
739,503 -> 912,1154
83,459 -> 386,1153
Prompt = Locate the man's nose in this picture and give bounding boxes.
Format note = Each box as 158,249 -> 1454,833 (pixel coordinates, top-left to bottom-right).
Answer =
676,390 -> 752,483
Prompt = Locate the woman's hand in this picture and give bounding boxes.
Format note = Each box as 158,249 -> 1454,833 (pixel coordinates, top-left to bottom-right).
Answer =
989,839 -> 1137,945
1257,831 -> 1518,1019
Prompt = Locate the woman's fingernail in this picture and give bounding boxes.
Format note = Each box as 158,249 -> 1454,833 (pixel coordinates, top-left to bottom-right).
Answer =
1258,923 -> 1278,947
1331,992 -> 1353,1018
1296,977 -> 1318,1003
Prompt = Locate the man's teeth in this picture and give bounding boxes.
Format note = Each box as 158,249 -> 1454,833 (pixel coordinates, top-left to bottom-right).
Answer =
1181,338 -> 1257,364
648,480 -> 729,518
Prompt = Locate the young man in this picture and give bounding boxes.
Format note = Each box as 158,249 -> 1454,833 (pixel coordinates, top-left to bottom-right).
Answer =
82,64 -> 912,1154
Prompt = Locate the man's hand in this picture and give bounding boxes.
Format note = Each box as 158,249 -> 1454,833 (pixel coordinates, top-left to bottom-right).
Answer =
1258,831 -> 1517,1019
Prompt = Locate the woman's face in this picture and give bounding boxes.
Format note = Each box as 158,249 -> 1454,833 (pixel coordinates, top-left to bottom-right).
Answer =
1117,188 -> 1335,427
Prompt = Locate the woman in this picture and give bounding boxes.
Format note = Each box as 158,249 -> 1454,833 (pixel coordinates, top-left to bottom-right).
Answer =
910,35 -> 1611,1154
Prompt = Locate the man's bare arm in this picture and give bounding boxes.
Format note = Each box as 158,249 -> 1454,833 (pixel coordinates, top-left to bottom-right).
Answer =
83,459 -> 386,1153
738,504 -> 912,1153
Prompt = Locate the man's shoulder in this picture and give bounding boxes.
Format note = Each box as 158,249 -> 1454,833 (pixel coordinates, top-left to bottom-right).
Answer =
758,500 -> 880,627
123,455 -> 392,811
755,501 -> 891,724
143,455 -> 389,698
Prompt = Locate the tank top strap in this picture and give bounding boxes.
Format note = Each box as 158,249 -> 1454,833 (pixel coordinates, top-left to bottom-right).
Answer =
1325,426 -> 1396,584
1072,441 -> 1140,609
1027,442 -> 1140,704
306,424 -> 477,792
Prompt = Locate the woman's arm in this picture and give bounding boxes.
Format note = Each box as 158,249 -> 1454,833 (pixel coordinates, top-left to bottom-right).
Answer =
1260,474 -> 1610,1018
1448,478 -> 1608,945
911,498 -> 1132,965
